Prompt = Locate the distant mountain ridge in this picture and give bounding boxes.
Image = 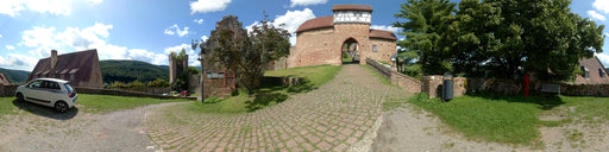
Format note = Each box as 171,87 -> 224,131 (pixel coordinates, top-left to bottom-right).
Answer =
0,68 -> 31,83
100,60 -> 169,83
1,60 -> 191,84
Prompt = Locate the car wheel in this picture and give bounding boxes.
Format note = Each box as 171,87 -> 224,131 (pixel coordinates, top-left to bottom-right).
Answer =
16,93 -> 24,102
54,101 -> 68,113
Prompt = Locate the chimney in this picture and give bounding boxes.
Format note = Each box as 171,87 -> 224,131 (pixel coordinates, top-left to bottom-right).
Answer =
51,50 -> 58,69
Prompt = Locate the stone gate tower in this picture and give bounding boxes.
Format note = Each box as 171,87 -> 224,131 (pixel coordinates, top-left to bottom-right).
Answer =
287,5 -> 397,68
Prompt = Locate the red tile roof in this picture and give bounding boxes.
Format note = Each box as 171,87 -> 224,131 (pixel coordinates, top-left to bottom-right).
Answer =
296,16 -> 334,33
332,5 -> 373,12
369,29 -> 397,40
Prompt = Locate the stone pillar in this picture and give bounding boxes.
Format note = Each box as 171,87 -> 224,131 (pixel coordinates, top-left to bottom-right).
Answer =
50,50 -> 58,77
169,55 -> 176,84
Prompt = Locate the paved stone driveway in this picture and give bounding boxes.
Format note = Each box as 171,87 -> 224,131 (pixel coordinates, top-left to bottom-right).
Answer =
146,65 -> 406,152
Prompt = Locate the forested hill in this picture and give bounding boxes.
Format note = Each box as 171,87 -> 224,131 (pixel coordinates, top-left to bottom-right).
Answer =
0,68 -> 31,83
100,60 -> 169,83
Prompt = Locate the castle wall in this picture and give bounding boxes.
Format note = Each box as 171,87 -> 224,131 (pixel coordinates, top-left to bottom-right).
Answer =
369,38 -> 396,64
289,28 -> 337,67
288,24 -> 375,68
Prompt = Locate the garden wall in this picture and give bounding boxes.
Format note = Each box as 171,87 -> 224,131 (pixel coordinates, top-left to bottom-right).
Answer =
366,58 -> 421,93
0,84 -> 19,97
560,83 -> 609,96
75,87 -> 196,100
421,76 -> 467,99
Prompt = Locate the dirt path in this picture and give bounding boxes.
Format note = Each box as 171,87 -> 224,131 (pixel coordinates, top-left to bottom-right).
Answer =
0,102 -> 185,152
146,65 -> 408,151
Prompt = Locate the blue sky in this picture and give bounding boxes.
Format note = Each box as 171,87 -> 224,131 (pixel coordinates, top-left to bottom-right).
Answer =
0,0 -> 608,71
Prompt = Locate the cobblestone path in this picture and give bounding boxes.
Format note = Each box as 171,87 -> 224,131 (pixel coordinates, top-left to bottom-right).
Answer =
146,65 -> 406,152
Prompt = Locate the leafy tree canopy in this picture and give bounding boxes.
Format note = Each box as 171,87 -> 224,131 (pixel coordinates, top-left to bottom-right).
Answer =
395,0 -> 606,81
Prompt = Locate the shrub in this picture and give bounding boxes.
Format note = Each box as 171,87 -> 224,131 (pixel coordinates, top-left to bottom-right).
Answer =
148,79 -> 169,88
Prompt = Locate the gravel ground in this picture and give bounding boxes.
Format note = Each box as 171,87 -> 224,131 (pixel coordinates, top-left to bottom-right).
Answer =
0,101 -> 184,152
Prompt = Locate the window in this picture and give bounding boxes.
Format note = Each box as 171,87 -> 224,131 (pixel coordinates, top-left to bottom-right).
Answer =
42,81 -> 60,90
28,80 -> 43,89
372,45 -> 377,52
600,68 -> 605,78
70,74 -> 75,81
581,66 -> 590,78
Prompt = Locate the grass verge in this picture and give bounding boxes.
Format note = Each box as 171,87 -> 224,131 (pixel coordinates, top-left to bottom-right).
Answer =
0,97 -> 16,117
360,64 -> 392,86
77,94 -> 190,113
409,93 -> 609,145
184,65 -> 342,114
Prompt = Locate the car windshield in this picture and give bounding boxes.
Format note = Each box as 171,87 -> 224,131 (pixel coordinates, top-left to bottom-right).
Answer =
64,83 -> 74,94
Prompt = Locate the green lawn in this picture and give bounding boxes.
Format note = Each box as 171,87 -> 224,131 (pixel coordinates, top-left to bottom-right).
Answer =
342,53 -> 353,63
0,94 -> 189,116
408,93 -> 609,145
183,65 -> 342,114
77,94 -> 191,113
361,64 -> 392,86
0,97 -> 16,117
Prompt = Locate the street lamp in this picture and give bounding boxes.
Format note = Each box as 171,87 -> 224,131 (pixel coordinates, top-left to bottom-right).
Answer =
192,39 -> 207,103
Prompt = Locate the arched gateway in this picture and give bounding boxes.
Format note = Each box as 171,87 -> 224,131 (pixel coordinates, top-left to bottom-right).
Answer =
287,5 -> 397,68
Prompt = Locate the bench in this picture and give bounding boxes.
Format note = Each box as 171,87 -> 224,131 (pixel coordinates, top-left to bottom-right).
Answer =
540,84 -> 561,94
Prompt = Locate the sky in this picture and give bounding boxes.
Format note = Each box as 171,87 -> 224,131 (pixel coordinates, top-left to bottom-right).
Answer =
0,0 -> 608,72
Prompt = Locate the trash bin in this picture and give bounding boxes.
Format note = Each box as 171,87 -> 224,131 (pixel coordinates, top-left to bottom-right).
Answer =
442,72 -> 453,102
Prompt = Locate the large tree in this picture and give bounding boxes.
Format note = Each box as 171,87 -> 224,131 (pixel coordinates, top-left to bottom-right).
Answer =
394,0 -> 457,76
396,0 -> 606,81
204,15 -> 290,92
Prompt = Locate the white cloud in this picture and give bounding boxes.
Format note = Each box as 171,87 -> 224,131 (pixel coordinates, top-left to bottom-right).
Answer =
127,49 -> 166,65
594,0 -> 609,14
5,45 -> 15,50
0,0 -> 25,17
164,24 -> 189,37
89,0 -> 102,5
605,32 -> 609,37
0,34 -> 2,38
190,0 -> 231,14
0,53 -> 39,71
587,10 -> 606,21
596,53 -> 609,68
0,0 -> 73,17
246,21 -> 260,34
5,23 -> 171,70
247,8 -> 316,46
201,35 -> 209,42
273,8 -> 316,45
371,25 -> 400,33
290,0 -> 327,7
164,43 -> 199,65
194,18 -> 204,24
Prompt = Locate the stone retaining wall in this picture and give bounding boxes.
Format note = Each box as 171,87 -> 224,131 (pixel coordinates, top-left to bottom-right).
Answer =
421,76 -> 467,99
0,84 -> 19,97
560,83 -> 609,97
75,87 -> 196,100
366,58 -> 421,93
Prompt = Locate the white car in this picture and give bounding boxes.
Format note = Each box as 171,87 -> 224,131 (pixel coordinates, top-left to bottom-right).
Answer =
15,78 -> 78,113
